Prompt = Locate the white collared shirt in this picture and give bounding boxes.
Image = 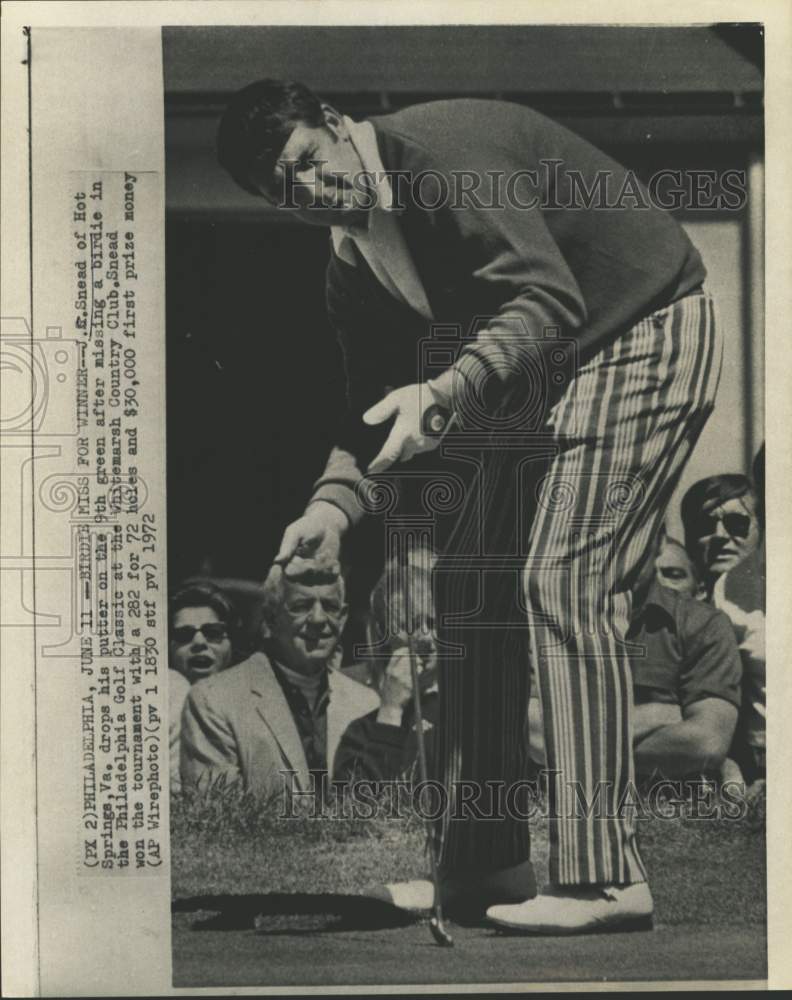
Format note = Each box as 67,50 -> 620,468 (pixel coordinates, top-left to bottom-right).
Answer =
331,117 -> 434,321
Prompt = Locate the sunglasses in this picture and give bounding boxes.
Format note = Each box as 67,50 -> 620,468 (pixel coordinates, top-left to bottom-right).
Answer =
695,511 -> 752,540
171,623 -> 229,645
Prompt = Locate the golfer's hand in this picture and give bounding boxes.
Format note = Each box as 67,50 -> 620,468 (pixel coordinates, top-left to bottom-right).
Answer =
274,501 -> 347,579
364,384 -> 441,474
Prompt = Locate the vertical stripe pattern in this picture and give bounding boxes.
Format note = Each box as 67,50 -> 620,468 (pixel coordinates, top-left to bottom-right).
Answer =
435,290 -> 722,885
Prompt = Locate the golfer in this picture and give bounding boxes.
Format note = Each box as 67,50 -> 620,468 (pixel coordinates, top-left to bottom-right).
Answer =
217,81 -> 722,934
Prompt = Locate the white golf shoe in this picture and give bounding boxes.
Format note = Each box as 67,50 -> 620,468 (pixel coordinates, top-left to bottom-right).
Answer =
364,879 -> 436,914
363,860 -> 537,916
486,882 -> 654,935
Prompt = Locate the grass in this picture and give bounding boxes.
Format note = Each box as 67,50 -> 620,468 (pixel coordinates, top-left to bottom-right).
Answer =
171,781 -> 427,899
171,780 -> 766,930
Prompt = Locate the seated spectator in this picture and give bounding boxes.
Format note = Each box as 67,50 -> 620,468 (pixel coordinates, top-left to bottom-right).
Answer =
334,553 -> 438,782
653,532 -> 700,597
528,538 -> 742,781
170,582 -> 238,684
680,474 -> 761,602
168,582 -> 238,792
180,561 -> 378,799
681,472 -> 765,786
626,580 -> 742,780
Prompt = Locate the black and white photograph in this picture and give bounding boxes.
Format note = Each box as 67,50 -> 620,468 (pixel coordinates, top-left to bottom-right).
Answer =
2,4 -> 790,996
164,22 -> 767,988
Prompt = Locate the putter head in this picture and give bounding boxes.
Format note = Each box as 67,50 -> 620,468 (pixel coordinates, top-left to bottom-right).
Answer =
430,916 -> 454,947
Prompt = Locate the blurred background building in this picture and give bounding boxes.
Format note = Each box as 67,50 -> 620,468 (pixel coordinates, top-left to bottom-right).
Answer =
163,24 -> 763,584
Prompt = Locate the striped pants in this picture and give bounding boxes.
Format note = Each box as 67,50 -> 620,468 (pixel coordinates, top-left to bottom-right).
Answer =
434,290 -> 722,886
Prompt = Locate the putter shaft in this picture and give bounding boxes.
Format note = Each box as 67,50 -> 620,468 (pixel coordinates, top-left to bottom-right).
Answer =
403,555 -> 454,947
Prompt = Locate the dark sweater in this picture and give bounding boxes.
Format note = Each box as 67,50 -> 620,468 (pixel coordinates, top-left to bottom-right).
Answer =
312,99 -> 706,524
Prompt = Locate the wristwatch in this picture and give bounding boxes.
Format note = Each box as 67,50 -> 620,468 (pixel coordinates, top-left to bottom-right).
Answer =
422,403 -> 453,437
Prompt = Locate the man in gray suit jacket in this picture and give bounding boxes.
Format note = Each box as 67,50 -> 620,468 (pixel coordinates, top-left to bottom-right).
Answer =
180,564 -> 379,799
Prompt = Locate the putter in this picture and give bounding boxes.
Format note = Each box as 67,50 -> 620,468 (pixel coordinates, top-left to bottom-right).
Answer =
403,553 -> 454,948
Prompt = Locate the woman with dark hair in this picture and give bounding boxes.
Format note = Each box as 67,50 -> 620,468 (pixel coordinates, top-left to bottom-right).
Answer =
169,582 -> 239,683
168,582 -> 239,792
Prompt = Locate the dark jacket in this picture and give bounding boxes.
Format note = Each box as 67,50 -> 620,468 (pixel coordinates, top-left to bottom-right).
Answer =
333,693 -> 439,783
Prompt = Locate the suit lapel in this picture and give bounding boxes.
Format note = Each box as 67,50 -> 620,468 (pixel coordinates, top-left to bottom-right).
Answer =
368,211 -> 435,321
396,205 -> 463,323
370,121 -> 464,322
247,653 -> 311,791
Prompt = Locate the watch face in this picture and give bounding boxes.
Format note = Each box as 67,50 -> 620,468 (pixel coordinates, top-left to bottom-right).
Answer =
423,404 -> 450,436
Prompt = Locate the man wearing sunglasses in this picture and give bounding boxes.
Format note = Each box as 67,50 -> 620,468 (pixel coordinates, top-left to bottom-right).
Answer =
180,563 -> 378,800
681,474 -> 762,597
681,474 -> 765,788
